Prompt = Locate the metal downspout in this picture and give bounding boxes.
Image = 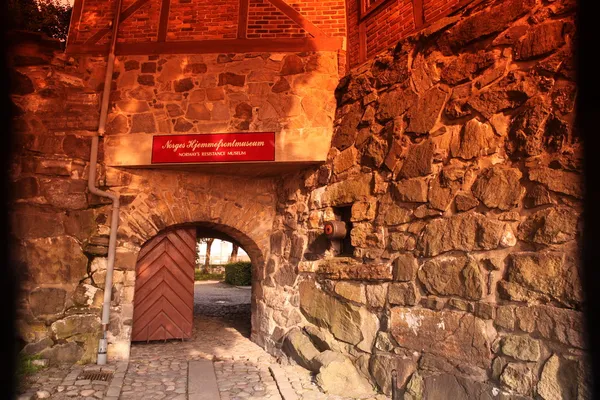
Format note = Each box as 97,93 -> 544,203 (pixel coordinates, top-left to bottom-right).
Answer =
89,0 -> 124,365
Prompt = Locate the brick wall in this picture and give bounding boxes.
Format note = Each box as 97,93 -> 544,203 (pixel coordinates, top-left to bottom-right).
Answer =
167,0 -> 239,41
423,0 -> 460,22
287,0 -> 346,37
346,0 -> 473,69
364,0 -> 414,60
119,0 -> 161,43
247,0 -> 310,38
68,0 -> 346,45
74,0 -> 114,43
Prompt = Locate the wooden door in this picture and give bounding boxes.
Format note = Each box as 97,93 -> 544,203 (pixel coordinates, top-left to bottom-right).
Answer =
131,227 -> 196,342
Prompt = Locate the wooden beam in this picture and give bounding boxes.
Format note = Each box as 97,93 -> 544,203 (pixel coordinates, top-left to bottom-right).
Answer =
237,0 -> 250,39
412,0 -> 424,28
67,37 -> 344,55
358,21 -> 367,63
157,0 -> 171,42
66,0 -> 84,47
265,0 -> 327,38
83,0 -> 153,45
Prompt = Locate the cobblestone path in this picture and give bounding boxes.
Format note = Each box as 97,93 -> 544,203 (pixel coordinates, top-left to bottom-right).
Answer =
121,316 -> 280,400
17,363 -> 125,400
17,281 -> 388,400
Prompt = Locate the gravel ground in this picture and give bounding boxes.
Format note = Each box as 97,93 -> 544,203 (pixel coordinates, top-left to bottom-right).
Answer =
194,280 -> 251,321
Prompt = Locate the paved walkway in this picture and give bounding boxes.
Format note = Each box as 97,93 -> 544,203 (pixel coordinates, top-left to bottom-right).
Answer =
17,281 -> 388,400
193,281 -> 251,319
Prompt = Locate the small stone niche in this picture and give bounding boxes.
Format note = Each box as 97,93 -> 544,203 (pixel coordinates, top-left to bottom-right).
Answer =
330,206 -> 354,256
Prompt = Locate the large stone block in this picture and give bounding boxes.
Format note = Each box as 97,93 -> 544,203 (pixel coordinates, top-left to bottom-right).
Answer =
450,119 -> 497,160
441,52 -> 496,85
369,353 -> 416,395
388,282 -> 419,306
50,314 -> 101,340
418,255 -> 484,300
421,374 -> 499,400
471,166 -> 523,210
437,0 -> 535,54
282,327 -> 320,371
10,204 -> 65,240
529,167 -> 583,199
406,87 -> 448,134
507,96 -> 552,158
379,203 -> 412,225
335,74 -> 373,106
375,87 -> 417,122
515,305 -> 585,348
390,308 -> 494,368
392,254 -> 418,281
419,212 -> 516,257
506,251 -> 582,307
538,354 -> 579,400
319,173 -> 372,207
314,351 -> 375,398
500,363 -> 534,395
398,139 -> 434,179
39,342 -> 84,365
299,280 -> 378,350
29,287 -> 66,319
500,335 -> 540,362
393,178 -> 429,203
39,178 -> 88,210
468,74 -> 534,121
332,102 -> 363,150
23,236 -> 88,284
334,281 -> 366,304
516,22 -> 565,61
518,206 -> 579,245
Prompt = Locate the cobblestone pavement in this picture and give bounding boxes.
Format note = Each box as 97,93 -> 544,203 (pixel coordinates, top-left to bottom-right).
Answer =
17,365 -> 71,399
17,282 -> 389,399
121,316 -> 280,400
17,363 -> 125,400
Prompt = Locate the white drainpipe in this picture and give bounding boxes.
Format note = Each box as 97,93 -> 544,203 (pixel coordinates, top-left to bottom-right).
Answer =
87,0 -> 124,365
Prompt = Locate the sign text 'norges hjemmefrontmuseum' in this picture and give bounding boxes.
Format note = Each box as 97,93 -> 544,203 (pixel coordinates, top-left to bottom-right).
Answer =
151,132 -> 276,163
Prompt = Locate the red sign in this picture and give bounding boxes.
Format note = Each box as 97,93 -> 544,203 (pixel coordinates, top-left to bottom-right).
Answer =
151,132 -> 275,164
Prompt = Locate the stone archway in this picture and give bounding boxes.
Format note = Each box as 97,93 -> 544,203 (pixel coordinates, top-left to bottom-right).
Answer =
130,222 -> 264,343
103,170 -> 276,360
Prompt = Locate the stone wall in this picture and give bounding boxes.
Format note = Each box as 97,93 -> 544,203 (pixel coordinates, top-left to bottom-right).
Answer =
270,0 -> 588,398
103,51 -> 339,166
10,32 -> 341,363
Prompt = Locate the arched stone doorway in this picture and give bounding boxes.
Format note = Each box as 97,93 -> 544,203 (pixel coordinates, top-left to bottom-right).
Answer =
102,170 -> 276,360
130,221 -> 265,343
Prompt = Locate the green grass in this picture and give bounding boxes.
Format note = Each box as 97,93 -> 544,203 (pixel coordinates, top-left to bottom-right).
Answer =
16,354 -> 45,379
194,271 -> 224,281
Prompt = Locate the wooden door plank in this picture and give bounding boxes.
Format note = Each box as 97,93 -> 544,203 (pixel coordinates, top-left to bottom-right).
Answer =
135,268 -> 192,307
137,239 -> 168,270
132,227 -> 196,342
176,228 -> 198,253
136,253 -> 193,294
166,231 -> 196,261
133,285 -> 192,325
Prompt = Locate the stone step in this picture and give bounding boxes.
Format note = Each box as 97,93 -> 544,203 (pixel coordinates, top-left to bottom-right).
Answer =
188,360 -> 220,400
